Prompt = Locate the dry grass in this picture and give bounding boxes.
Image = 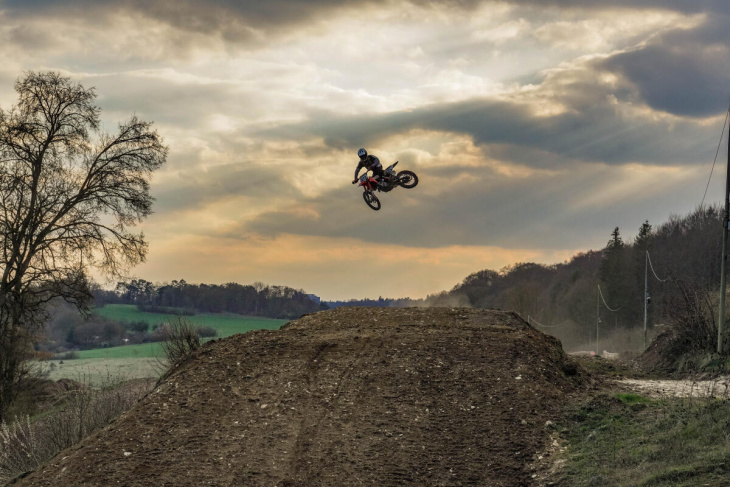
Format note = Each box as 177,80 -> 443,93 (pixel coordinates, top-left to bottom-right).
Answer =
0,416 -> 54,483
0,373 -> 150,484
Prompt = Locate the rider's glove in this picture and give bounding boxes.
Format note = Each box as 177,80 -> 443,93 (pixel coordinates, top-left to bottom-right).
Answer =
352,179 -> 357,184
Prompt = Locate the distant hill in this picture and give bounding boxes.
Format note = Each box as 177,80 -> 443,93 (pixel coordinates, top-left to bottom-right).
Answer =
428,206 -> 722,348
326,206 -> 724,353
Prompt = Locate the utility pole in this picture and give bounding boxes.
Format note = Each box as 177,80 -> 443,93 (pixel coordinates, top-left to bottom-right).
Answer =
644,251 -> 649,350
596,286 -> 600,356
720,117 -> 730,355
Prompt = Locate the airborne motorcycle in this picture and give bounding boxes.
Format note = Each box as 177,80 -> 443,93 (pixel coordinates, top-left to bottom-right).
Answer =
355,161 -> 418,210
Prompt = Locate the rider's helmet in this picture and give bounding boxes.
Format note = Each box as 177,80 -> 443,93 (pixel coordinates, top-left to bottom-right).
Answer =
358,148 -> 367,160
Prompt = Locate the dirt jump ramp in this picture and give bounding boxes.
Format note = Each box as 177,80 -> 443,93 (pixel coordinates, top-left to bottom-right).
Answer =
16,307 -> 582,487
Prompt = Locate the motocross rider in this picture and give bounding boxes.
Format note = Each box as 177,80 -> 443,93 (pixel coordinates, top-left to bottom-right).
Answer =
352,148 -> 386,188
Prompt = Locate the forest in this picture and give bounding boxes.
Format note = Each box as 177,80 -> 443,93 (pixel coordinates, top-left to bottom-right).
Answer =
426,205 -> 723,350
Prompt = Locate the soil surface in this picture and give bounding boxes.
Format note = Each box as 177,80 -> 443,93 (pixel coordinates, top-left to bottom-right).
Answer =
14,307 -> 585,487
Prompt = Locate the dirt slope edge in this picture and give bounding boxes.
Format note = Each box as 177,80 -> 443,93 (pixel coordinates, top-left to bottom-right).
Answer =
15,307 -> 583,487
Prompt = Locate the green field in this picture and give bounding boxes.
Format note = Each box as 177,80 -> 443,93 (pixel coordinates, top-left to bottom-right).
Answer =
76,304 -> 288,360
95,304 -> 287,337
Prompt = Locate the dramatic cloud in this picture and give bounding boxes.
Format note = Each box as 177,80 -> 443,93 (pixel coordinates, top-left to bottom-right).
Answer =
259,88 -> 717,166
243,148 -> 709,250
603,18 -> 730,117
1,0 -> 728,299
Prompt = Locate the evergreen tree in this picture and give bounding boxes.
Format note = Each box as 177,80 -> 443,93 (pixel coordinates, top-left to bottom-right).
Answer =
634,220 -> 653,252
599,227 -> 624,285
599,227 -> 632,327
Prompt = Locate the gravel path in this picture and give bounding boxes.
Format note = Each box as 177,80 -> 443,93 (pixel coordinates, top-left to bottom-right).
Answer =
617,376 -> 730,398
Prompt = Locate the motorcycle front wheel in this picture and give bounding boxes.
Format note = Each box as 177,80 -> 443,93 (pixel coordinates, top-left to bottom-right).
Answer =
363,191 -> 381,210
397,170 -> 418,189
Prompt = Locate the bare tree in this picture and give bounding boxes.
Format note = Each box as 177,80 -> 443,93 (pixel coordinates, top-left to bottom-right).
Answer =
0,72 -> 167,421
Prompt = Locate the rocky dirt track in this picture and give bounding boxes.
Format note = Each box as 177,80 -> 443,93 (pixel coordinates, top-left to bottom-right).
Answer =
14,307 -> 584,487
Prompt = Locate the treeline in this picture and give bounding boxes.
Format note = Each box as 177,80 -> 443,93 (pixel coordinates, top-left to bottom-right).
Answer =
324,297 -> 421,308
94,280 -> 327,319
422,205 -> 723,349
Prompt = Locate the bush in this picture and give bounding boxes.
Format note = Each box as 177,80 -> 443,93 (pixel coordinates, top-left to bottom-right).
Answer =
159,317 -> 202,366
128,321 -> 149,333
197,326 -> 218,338
125,333 -> 145,345
147,324 -> 166,342
67,318 -> 126,349
642,281 -> 727,373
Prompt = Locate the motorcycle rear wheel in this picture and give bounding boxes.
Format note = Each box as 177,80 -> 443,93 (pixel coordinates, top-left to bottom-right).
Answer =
363,191 -> 381,210
397,170 -> 418,189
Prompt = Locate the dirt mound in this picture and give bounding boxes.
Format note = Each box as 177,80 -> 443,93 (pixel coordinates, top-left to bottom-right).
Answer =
15,307 -> 583,487
639,326 -> 723,375
639,328 -> 678,373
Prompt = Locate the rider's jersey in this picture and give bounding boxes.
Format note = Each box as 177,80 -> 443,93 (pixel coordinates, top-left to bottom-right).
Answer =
354,154 -> 382,180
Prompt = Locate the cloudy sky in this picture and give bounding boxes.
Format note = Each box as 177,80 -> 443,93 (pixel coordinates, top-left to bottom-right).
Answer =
1,0 -> 729,300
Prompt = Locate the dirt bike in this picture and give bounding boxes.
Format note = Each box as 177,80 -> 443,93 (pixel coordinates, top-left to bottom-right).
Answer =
354,162 -> 418,211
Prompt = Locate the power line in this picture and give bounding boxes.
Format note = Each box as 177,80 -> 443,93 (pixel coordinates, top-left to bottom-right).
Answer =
527,315 -> 571,328
646,251 -> 669,283
597,284 -> 621,312
701,104 -> 730,208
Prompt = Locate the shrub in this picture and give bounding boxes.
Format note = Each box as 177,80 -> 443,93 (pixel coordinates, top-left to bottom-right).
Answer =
68,318 -> 126,348
128,321 -> 149,333
147,324 -> 166,342
643,281 -> 727,373
197,326 -> 218,338
668,282 -> 718,351
159,317 -> 202,366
